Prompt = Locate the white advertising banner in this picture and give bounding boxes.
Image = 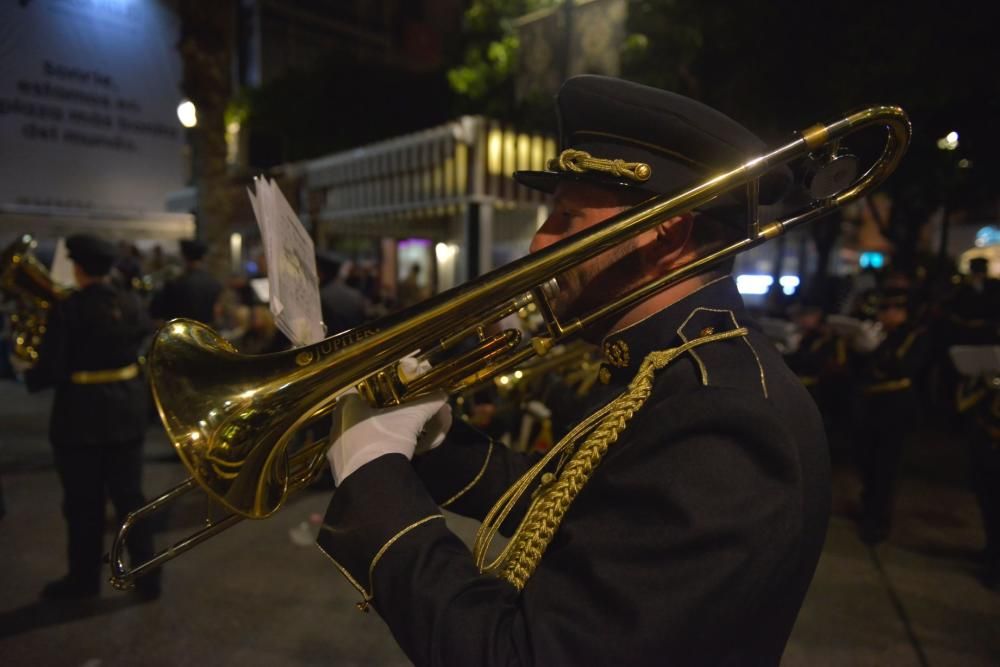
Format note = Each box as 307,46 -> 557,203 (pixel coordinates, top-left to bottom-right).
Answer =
0,0 -> 186,213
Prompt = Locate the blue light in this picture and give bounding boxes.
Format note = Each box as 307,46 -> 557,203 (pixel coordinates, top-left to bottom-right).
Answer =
975,226 -> 1000,248
859,252 -> 885,269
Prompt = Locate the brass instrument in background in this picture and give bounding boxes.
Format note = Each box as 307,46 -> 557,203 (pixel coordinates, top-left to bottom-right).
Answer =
1,235 -> 69,365
491,339 -> 601,401
110,106 -> 912,589
455,338 -> 601,450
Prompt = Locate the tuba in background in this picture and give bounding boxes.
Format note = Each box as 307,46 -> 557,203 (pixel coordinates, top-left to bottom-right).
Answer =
1,235 -> 69,365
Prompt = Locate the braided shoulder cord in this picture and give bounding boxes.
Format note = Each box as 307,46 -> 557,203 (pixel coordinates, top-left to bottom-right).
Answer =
477,327 -> 749,590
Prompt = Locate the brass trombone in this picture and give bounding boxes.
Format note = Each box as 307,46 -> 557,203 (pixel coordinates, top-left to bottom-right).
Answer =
110,106 -> 911,589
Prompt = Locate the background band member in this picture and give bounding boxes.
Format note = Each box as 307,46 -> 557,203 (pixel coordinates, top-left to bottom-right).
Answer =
316,252 -> 368,336
851,287 -> 929,544
25,234 -> 160,600
150,239 -> 222,326
314,76 -> 831,665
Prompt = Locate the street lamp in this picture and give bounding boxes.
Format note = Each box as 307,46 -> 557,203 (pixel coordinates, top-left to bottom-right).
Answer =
177,99 -> 198,128
936,130 -> 958,151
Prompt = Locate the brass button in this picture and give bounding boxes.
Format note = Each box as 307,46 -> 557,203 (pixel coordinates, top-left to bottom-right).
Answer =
603,339 -> 630,368
699,326 -> 715,337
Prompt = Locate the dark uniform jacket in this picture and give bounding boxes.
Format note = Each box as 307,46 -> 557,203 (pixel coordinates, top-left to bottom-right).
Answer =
150,267 -> 222,325
856,323 -> 929,404
947,279 -> 1000,345
317,277 -> 831,666
26,282 -> 151,448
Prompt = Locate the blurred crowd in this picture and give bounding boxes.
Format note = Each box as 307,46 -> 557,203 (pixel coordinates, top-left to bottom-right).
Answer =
67,240 -> 428,357
762,258 -> 999,586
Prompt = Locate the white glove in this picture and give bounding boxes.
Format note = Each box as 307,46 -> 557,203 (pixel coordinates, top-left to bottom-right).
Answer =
327,387 -> 452,485
396,357 -> 452,455
852,319 -> 886,353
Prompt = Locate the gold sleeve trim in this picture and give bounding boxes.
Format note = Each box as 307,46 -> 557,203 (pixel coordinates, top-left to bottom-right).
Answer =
440,441 -> 494,508
318,513 -> 445,612
314,542 -> 370,609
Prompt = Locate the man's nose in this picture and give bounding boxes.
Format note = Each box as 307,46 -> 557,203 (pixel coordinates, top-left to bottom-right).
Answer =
529,217 -> 559,254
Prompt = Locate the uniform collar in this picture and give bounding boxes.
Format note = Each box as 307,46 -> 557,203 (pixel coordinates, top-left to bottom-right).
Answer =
597,275 -> 747,387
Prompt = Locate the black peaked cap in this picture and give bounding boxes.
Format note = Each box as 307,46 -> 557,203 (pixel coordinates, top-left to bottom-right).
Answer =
180,239 -> 208,261
66,233 -> 117,275
514,76 -> 792,216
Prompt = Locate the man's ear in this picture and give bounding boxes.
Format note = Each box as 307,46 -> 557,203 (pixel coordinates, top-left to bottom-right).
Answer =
653,214 -> 695,266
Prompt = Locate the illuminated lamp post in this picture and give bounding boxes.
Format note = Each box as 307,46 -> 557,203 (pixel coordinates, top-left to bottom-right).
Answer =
936,130 -> 961,271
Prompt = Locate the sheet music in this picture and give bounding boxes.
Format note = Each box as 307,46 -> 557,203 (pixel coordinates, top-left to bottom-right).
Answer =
248,178 -> 324,346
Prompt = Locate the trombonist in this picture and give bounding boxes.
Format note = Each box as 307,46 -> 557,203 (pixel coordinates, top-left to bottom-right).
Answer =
316,76 -> 832,665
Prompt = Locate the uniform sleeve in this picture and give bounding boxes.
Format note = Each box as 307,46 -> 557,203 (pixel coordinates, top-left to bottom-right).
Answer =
24,300 -> 70,392
316,390 -> 812,666
412,419 -> 537,523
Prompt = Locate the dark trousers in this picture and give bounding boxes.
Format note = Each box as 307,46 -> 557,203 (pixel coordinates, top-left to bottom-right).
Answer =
854,391 -> 917,532
969,434 -> 1000,565
53,440 -> 154,586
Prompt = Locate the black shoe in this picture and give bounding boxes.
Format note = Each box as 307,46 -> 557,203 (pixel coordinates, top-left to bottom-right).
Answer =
40,577 -> 99,601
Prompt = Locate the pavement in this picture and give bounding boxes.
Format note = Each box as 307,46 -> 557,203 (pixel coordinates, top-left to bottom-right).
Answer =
0,381 -> 998,666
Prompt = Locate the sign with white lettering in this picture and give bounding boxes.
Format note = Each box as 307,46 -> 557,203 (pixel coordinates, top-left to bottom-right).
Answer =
0,0 -> 185,212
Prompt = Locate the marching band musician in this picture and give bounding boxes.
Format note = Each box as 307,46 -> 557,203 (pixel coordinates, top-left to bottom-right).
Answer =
24,234 -> 160,601
315,76 -> 832,665
786,298 -> 850,432
149,239 -> 222,326
851,287 -> 929,544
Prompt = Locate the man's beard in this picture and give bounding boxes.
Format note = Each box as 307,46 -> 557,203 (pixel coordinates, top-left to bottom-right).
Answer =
550,239 -> 642,323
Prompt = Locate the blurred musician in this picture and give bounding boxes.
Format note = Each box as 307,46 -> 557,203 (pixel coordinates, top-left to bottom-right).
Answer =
150,239 -> 221,326
851,287 -> 929,544
25,234 -> 159,600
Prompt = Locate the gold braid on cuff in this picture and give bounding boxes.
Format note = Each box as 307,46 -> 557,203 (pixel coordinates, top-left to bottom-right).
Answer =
547,149 -> 652,183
